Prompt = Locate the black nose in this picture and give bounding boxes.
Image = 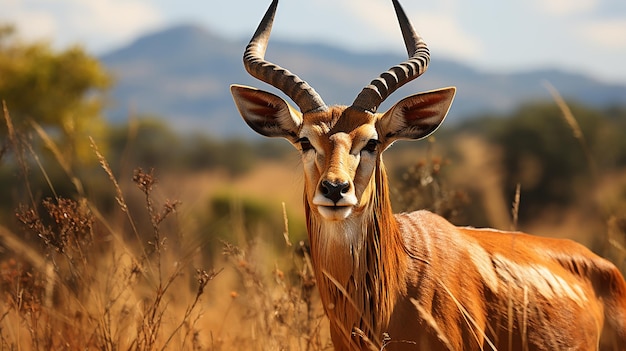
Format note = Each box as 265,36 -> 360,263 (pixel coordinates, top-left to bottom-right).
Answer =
320,180 -> 350,204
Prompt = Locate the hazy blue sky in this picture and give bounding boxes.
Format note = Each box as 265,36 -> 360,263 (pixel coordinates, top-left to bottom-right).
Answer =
3,0 -> 626,84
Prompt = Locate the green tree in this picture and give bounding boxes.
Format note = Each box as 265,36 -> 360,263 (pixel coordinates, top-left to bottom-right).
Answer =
107,117 -> 183,171
452,100 -> 626,229
0,24 -> 111,166
486,102 -> 619,220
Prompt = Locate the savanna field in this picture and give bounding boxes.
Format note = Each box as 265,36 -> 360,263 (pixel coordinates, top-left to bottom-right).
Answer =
2,97 -> 626,350
2,25 -> 626,350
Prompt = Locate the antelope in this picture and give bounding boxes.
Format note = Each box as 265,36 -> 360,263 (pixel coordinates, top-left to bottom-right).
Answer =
229,0 -> 626,349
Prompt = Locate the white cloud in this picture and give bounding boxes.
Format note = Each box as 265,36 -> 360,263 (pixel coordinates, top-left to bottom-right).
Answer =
581,19 -> 626,49
1,0 -> 162,52
335,0 -> 483,60
69,0 -> 161,36
413,14 -> 484,60
0,8 -> 58,44
532,0 -> 598,16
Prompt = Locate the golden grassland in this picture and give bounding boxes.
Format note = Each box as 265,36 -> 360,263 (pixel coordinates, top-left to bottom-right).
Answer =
1,102 -> 626,350
0,165 -> 330,350
0,102 -> 331,349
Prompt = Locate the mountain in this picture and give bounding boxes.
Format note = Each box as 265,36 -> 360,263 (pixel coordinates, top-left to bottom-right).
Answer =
100,24 -> 626,137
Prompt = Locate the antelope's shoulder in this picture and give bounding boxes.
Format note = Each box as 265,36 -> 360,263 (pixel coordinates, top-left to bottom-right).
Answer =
394,210 -> 457,234
394,210 -> 475,249
394,210 -> 476,263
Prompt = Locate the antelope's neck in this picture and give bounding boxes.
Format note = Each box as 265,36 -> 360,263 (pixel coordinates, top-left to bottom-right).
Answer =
305,165 -> 407,349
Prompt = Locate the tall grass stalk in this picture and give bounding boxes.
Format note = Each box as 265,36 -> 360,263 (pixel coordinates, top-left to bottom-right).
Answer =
543,80 -> 598,180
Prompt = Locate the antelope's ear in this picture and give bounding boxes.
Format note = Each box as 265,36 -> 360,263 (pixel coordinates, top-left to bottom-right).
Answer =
230,84 -> 303,142
377,87 -> 456,144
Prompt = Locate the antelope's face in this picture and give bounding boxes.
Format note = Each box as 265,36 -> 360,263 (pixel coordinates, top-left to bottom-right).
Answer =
230,0 -> 456,221
298,107 -> 379,221
231,86 -> 455,221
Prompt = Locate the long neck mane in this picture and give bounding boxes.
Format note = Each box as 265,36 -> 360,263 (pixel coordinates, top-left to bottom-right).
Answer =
305,159 -> 408,349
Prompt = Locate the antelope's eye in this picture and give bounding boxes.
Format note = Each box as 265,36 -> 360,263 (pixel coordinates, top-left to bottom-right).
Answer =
363,139 -> 380,153
297,137 -> 313,152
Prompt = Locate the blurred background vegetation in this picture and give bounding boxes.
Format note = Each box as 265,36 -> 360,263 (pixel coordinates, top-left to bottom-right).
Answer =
1,23 -> 626,350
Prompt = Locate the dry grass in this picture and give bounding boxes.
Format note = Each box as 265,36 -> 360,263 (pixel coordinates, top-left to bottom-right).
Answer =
0,106 -> 332,351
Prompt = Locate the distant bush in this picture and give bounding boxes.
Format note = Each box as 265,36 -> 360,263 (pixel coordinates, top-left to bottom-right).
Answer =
105,117 -> 293,176
458,101 -> 626,222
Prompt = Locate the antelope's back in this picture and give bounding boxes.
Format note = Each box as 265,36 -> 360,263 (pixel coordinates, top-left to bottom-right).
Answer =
393,210 -> 626,350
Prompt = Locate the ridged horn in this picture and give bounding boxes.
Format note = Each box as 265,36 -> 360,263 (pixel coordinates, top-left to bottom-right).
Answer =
351,0 -> 430,113
243,0 -> 327,113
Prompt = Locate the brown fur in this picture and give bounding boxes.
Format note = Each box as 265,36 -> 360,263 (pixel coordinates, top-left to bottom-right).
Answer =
305,157 -> 407,350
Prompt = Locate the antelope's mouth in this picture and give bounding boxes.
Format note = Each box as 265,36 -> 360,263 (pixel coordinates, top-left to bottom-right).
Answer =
317,205 -> 353,221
